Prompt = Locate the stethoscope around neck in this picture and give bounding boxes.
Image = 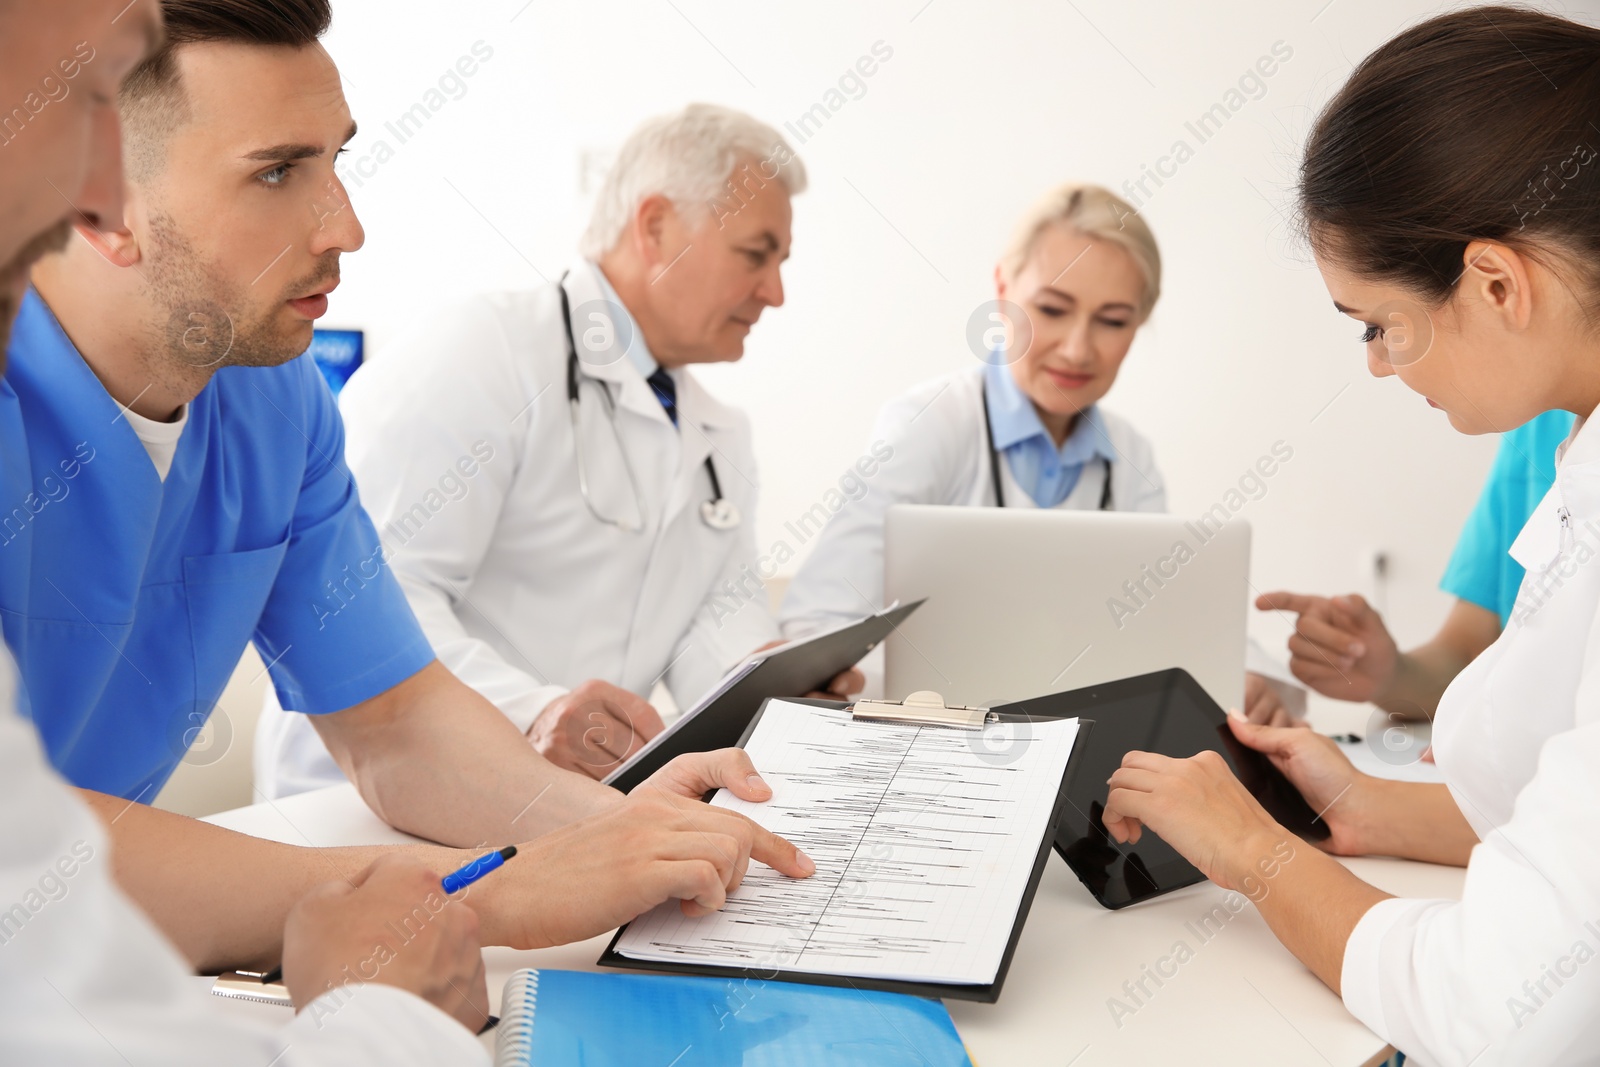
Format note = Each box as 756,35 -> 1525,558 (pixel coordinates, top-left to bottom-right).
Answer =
559,272 -> 740,532
980,376 -> 1113,510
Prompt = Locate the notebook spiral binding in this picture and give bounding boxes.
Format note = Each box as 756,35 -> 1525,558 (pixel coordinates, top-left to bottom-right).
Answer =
494,969 -> 540,1066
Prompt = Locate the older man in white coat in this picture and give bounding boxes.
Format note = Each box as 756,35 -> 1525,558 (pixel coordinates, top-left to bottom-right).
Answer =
258,103 -> 858,790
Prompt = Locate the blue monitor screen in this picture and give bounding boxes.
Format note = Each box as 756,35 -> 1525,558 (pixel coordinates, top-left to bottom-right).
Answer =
307,328 -> 364,396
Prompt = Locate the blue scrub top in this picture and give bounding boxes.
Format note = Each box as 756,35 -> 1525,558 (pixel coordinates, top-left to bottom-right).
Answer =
0,290 -> 436,801
1440,408 -> 1577,626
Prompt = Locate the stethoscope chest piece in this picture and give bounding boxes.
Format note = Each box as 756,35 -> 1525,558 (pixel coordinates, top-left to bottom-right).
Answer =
560,269 -> 742,535
700,497 -> 741,530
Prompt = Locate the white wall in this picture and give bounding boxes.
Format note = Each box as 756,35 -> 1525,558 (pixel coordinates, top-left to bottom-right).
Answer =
318,0 -> 1593,719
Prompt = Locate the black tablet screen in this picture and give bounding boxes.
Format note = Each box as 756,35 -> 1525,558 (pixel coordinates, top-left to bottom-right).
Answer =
997,668 -> 1328,909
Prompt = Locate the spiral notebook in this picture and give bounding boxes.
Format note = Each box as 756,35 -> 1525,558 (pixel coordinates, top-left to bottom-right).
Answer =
494,969 -> 972,1066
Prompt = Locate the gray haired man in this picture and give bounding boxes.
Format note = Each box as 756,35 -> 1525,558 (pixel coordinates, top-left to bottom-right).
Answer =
258,103 -> 861,792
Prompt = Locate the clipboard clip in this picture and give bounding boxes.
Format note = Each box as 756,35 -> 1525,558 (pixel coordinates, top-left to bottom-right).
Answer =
850,691 -> 995,730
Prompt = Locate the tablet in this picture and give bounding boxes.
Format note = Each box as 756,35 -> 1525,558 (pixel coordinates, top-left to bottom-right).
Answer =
604,600 -> 924,793
992,668 -> 1330,910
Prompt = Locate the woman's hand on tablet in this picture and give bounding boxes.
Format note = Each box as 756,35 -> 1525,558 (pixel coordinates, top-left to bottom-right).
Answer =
1101,746 -> 1292,898
1102,714 -> 1378,886
1220,716 -> 1375,856
1228,717 -> 1479,866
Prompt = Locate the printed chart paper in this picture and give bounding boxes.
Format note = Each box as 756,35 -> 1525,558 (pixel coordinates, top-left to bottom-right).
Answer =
614,700 -> 1081,984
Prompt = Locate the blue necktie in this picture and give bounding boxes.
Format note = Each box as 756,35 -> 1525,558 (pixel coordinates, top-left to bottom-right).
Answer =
647,367 -> 678,426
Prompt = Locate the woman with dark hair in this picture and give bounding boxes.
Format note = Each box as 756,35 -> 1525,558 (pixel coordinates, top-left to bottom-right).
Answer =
1098,7 -> 1600,1063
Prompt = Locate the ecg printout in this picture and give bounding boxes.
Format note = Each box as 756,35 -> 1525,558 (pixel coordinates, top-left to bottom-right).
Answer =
613,700 -> 1082,985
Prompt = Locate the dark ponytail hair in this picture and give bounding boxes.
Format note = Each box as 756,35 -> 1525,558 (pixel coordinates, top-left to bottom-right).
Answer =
1299,6 -> 1600,315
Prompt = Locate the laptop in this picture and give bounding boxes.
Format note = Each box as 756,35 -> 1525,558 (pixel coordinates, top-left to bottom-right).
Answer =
883,505 -> 1249,710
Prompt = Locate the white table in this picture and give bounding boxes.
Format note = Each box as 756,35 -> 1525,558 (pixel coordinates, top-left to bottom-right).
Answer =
203,783 -> 1462,1065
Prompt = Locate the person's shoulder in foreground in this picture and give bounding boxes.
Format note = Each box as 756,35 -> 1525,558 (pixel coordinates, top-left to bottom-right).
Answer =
0,639 -> 489,1065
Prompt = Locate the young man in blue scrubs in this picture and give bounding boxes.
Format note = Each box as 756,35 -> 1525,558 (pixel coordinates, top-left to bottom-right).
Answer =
1,3 -> 500,1056
8,0 -> 812,974
1257,409 -> 1575,718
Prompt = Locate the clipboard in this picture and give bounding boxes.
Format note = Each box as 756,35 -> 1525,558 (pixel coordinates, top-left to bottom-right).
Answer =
598,692 -> 1094,1003
605,600 -> 925,794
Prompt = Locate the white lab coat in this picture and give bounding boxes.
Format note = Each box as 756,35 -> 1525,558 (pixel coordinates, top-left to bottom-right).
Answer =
780,365 -> 1167,638
255,261 -> 778,797
1340,411 -> 1600,1066
0,648 -> 485,1065
779,365 -> 1298,701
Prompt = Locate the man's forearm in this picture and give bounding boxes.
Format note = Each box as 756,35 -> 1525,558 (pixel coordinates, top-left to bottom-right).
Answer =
77,789 -> 471,974
320,661 -> 624,849
1375,647 -> 1461,718
1377,601 -> 1501,720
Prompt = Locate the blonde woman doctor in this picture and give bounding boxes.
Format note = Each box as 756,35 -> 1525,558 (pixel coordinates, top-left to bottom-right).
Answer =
781,183 -> 1297,721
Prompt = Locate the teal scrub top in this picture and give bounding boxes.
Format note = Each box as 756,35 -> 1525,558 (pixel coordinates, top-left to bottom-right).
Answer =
1440,409 -> 1577,626
0,289 -> 435,801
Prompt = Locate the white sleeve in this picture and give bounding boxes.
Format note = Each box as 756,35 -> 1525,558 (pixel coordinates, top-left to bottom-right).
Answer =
340,296 -> 566,733
0,652 -> 486,1066
779,382 -> 972,638
1104,412 -> 1167,514
1339,718 -> 1600,1065
665,440 -> 781,709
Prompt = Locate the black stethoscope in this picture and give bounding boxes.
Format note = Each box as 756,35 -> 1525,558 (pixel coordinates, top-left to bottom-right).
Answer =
981,378 -> 1113,510
559,273 -> 740,532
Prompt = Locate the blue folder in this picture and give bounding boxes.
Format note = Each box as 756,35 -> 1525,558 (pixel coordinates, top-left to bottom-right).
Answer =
495,968 -> 974,1067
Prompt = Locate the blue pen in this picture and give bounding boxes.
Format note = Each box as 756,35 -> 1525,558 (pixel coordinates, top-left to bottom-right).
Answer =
441,845 -> 518,895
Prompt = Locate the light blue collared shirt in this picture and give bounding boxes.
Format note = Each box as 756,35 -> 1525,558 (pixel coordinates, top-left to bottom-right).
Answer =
590,263 -> 660,380
983,358 -> 1116,508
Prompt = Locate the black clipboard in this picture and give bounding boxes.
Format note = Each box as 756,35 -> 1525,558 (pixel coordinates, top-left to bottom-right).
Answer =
604,600 -> 925,794
598,693 -> 1094,1003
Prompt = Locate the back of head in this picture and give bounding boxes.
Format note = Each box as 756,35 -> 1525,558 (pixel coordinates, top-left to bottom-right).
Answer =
1299,5 -> 1600,318
579,102 -> 807,260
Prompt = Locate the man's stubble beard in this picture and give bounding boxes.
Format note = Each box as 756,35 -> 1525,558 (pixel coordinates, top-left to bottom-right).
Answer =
142,212 -> 334,376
